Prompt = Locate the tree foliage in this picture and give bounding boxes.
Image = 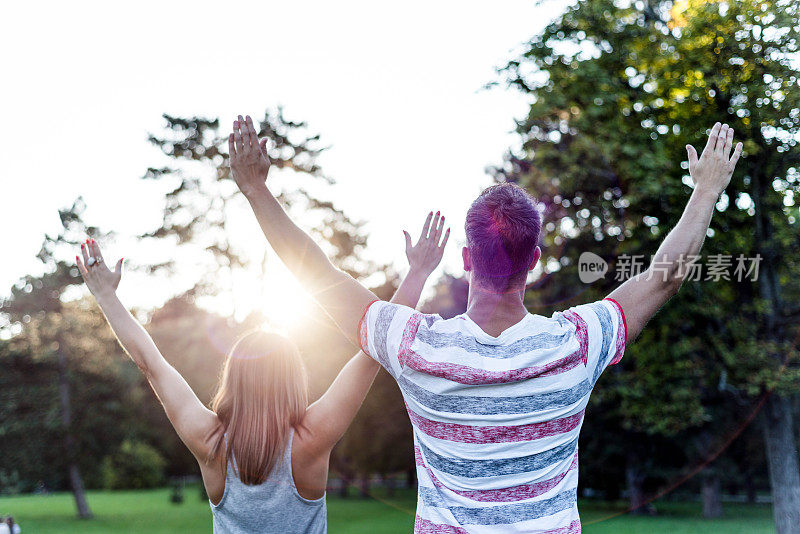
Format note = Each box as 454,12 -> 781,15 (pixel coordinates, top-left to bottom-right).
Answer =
496,0 -> 799,508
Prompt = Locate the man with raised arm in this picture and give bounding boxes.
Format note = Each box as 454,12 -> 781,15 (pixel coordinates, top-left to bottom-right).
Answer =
229,116 -> 742,533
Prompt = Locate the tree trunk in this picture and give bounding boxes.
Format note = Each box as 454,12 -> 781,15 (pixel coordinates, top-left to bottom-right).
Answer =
57,347 -> 93,519
761,394 -> 800,534
626,458 -> 646,514
751,156 -> 800,533
701,470 -> 723,518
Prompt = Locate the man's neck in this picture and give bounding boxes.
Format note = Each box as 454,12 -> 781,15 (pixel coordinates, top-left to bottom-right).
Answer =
465,283 -> 528,337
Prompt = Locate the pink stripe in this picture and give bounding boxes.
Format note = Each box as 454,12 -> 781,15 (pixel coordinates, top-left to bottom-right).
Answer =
415,445 -> 425,467
541,520 -> 582,533
398,313 -> 423,368
562,310 -> 588,366
402,347 -> 582,385
407,404 -> 585,444
604,298 -> 626,366
358,299 -> 379,357
414,517 -> 470,534
416,517 -> 580,534
414,446 -> 579,503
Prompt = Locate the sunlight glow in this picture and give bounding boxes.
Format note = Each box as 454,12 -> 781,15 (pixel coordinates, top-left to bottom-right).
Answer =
259,272 -> 313,330
227,255 -> 315,332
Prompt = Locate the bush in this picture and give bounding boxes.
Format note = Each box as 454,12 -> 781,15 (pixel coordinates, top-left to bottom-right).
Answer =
101,440 -> 166,490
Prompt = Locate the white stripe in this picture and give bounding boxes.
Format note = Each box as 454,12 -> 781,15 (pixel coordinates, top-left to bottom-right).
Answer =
402,363 -> 588,399
409,335 -> 581,374
416,425 -> 581,461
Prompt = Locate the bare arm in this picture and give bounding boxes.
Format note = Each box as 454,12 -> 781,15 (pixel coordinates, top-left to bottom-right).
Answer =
608,122 -> 743,343
301,212 -> 450,454
229,115 -> 376,346
77,240 -> 218,462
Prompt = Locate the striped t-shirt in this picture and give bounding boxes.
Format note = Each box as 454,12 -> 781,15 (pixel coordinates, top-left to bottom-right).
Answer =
359,298 -> 626,533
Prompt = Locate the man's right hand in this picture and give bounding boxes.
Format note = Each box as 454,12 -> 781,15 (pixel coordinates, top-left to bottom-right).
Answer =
229,115 -> 271,196
685,122 -> 743,197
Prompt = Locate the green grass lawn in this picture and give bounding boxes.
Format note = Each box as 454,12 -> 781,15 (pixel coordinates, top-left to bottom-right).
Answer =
0,486 -> 774,533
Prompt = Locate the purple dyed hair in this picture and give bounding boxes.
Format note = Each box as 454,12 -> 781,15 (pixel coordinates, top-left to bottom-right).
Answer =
465,183 -> 542,290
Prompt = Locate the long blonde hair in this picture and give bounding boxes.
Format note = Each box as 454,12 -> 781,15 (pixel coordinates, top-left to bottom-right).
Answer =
209,331 -> 308,485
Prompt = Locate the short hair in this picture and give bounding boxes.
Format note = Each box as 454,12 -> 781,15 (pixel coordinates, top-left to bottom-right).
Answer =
465,183 -> 542,291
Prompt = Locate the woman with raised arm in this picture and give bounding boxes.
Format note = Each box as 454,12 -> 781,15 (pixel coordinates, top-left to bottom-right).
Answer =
76,211 -> 448,534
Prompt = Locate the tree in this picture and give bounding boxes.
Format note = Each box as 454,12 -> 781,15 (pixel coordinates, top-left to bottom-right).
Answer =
0,198 -> 127,518
141,109 -> 376,297
497,0 -> 800,528
1,199 -> 98,517
0,343 -> 60,494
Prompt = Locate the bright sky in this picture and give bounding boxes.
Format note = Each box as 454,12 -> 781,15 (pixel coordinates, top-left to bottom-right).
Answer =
1,0 -> 568,323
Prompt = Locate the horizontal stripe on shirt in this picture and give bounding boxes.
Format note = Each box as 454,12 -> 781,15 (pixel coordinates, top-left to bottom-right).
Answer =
407,405 -> 585,444
415,327 -> 574,359
419,486 -> 578,525
397,375 -> 592,415
417,437 -> 578,478
418,447 -> 579,502
414,517 -> 469,534
401,346 -> 583,385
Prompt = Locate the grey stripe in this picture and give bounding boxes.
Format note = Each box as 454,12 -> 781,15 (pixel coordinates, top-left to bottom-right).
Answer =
419,487 -> 577,525
373,304 -> 398,371
591,303 -> 613,384
398,375 -> 591,415
418,437 -> 578,478
415,328 -> 573,359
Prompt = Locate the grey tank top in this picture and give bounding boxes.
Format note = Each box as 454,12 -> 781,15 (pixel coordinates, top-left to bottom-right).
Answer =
210,429 -> 327,533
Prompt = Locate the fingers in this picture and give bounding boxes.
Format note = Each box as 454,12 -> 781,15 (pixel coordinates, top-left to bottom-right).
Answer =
419,211 -> 433,242
433,212 -> 445,244
439,228 -> 450,250
80,242 -> 90,266
76,255 -> 87,277
729,142 -> 743,169
233,119 -> 244,153
259,138 -> 268,156
238,115 -> 251,153
723,126 -> 734,159
245,115 -> 258,149
428,211 -> 441,243
89,238 -> 103,262
228,133 -> 236,158
716,124 -> 729,154
403,230 -> 413,254
114,258 -> 124,275
239,115 -> 252,154
703,122 -> 721,154
686,145 -> 698,173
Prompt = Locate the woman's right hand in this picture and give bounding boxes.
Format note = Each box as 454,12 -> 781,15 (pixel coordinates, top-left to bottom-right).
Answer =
77,238 -> 124,298
403,211 -> 450,277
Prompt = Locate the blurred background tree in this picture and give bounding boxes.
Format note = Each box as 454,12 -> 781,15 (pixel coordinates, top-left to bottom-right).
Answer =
0,198 -> 121,519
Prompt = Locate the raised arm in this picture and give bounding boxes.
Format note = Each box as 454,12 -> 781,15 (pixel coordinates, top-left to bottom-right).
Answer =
300,212 -> 450,455
607,122 -> 743,343
76,240 -> 218,462
229,115 -> 376,346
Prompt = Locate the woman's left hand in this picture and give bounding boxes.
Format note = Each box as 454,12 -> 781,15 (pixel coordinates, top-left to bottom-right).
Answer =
77,239 -> 124,297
